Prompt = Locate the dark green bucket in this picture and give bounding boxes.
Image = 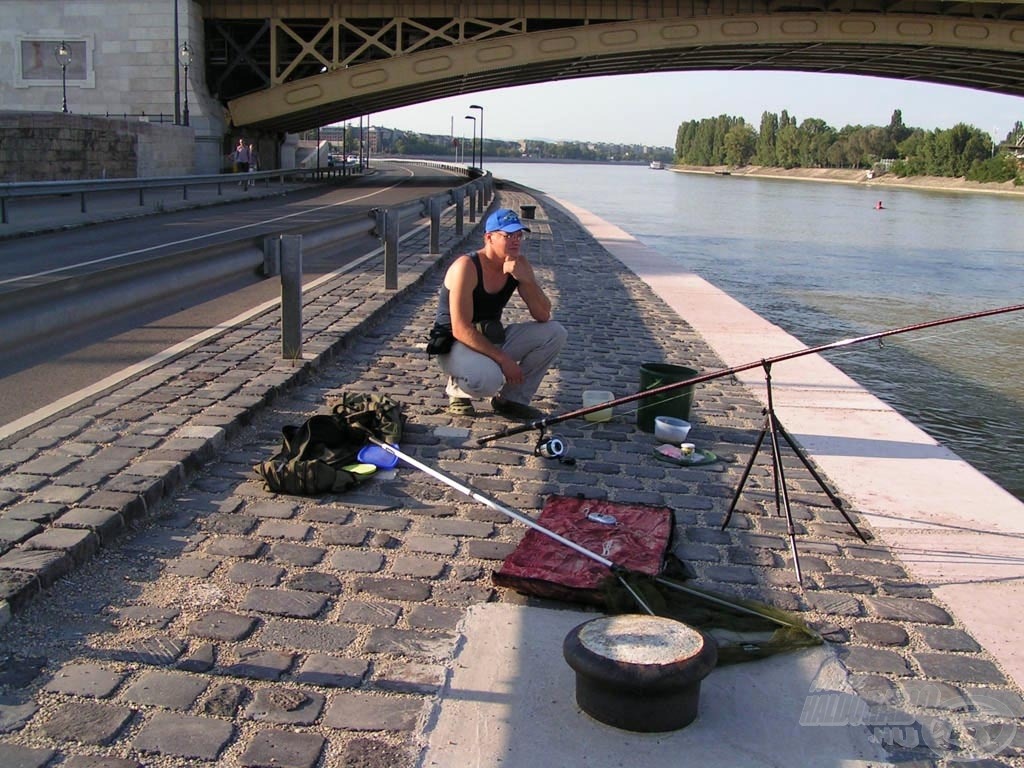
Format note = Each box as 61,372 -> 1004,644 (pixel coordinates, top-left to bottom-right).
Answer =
636,363 -> 699,433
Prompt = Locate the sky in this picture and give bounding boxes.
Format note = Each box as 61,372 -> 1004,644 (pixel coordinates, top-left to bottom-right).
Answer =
368,71 -> 1024,148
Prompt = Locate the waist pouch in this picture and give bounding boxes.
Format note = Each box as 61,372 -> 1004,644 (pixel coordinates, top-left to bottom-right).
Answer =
475,319 -> 506,345
425,324 -> 455,356
425,320 -> 505,355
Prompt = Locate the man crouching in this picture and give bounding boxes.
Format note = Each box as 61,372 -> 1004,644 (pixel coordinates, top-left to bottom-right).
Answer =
427,208 -> 567,419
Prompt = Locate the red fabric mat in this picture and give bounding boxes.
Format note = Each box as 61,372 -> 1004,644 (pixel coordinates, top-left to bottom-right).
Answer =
492,495 -> 674,605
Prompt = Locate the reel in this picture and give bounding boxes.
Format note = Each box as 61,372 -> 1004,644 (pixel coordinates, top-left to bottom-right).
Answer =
534,429 -> 575,465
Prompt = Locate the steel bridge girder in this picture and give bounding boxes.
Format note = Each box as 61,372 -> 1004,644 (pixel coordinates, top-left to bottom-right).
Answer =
226,11 -> 1024,132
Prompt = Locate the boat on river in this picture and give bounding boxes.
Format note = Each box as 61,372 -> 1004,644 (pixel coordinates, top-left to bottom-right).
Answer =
649,160 -> 664,170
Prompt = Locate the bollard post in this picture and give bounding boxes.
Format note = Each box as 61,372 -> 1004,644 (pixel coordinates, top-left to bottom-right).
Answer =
384,208 -> 399,290
467,183 -> 477,222
262,235 -> 281,276
455,190 -> 465,236
429,196 -> 441,254
477,183 -> 485,214
280,234 -> 303,360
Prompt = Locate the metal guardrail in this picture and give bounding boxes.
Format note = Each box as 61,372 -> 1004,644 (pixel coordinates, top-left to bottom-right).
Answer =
0,160 -> 480,225
272,169 -> 492,356
377,157 -> 478,176
0,167 -> 356,225
0,170 -> 494,353
81,112 -> 177,124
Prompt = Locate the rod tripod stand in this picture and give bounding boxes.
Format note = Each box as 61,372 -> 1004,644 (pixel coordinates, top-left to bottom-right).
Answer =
720,362 -> 868,584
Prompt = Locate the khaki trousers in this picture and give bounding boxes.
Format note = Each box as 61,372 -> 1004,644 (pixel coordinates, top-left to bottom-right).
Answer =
438,321 -> 567,404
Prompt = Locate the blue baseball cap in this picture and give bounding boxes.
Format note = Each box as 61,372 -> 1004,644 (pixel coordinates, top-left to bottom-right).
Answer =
485,208 -> 531,234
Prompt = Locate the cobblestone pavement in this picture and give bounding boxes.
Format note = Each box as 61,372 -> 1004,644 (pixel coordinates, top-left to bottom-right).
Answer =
0,189 -> 1022,767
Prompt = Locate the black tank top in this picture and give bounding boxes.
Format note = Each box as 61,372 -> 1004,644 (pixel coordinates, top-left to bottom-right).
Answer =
434,253 -> 518,329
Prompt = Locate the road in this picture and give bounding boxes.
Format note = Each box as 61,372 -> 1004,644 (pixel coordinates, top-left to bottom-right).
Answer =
0,161 -> 464,430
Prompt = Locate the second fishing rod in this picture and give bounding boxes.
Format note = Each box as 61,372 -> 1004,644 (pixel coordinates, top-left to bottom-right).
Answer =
475,302 -> 1024,447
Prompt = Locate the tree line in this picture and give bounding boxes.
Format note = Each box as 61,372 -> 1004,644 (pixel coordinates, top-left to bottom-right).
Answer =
385,132 -> 672,163
675,110 -> 1024,184
308,125 -> 674,163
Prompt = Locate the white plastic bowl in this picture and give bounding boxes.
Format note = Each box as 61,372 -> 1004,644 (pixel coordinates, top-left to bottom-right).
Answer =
654,416 -> 691,444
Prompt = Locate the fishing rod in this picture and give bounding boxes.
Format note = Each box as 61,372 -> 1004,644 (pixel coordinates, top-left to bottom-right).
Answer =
476,302 -> 1024,446
363,435 -> 654,614
364,434 -> 810,630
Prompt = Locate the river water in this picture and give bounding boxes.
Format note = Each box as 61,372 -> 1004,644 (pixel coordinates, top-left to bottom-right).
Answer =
487,161 -> 1024,502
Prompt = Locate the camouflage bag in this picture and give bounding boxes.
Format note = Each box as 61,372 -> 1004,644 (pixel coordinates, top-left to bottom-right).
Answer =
254,391 -> 404,495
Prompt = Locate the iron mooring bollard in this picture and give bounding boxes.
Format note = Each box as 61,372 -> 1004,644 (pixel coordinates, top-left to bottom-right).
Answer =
280,234 -> 303,360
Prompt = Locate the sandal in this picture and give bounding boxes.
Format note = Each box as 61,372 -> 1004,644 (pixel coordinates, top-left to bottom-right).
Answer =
448,397 -> 476,416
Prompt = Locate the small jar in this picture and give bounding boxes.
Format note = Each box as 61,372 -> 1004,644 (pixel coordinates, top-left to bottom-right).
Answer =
582,390 -> 614,422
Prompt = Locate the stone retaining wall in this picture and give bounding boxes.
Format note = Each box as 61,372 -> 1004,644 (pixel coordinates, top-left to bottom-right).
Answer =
0,111 -> 194,181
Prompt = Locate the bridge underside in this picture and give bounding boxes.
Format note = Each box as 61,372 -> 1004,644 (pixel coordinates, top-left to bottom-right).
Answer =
202,2 -> 1024,134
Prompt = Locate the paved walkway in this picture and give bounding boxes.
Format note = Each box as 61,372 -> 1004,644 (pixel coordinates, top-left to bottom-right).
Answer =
0,186 -> 1021,767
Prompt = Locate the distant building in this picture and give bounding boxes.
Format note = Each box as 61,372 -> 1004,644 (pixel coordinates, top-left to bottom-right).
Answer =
319,125 -> 347,142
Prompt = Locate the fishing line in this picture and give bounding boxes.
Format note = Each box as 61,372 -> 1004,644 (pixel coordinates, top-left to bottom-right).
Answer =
824,313 -> 1022,354
885,320 -> 1022,351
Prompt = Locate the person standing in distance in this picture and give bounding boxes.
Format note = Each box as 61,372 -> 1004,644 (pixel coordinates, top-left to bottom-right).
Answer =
428,208 -> 567,419
233,138 -> 252,189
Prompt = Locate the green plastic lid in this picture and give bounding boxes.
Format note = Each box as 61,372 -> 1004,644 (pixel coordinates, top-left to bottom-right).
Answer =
342,462 -> 378,476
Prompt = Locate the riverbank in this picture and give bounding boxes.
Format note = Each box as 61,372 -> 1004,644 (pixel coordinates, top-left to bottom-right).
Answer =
671,163 -> 1024,197
0,180 -> 1021,767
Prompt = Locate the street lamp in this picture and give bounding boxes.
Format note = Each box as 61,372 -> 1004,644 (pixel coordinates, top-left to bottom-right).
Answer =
469,104 -> 484,171
178,42 -> 193,126
464,115 -> 477,169
173,0 -> 181,123
54,41 -> 72,114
